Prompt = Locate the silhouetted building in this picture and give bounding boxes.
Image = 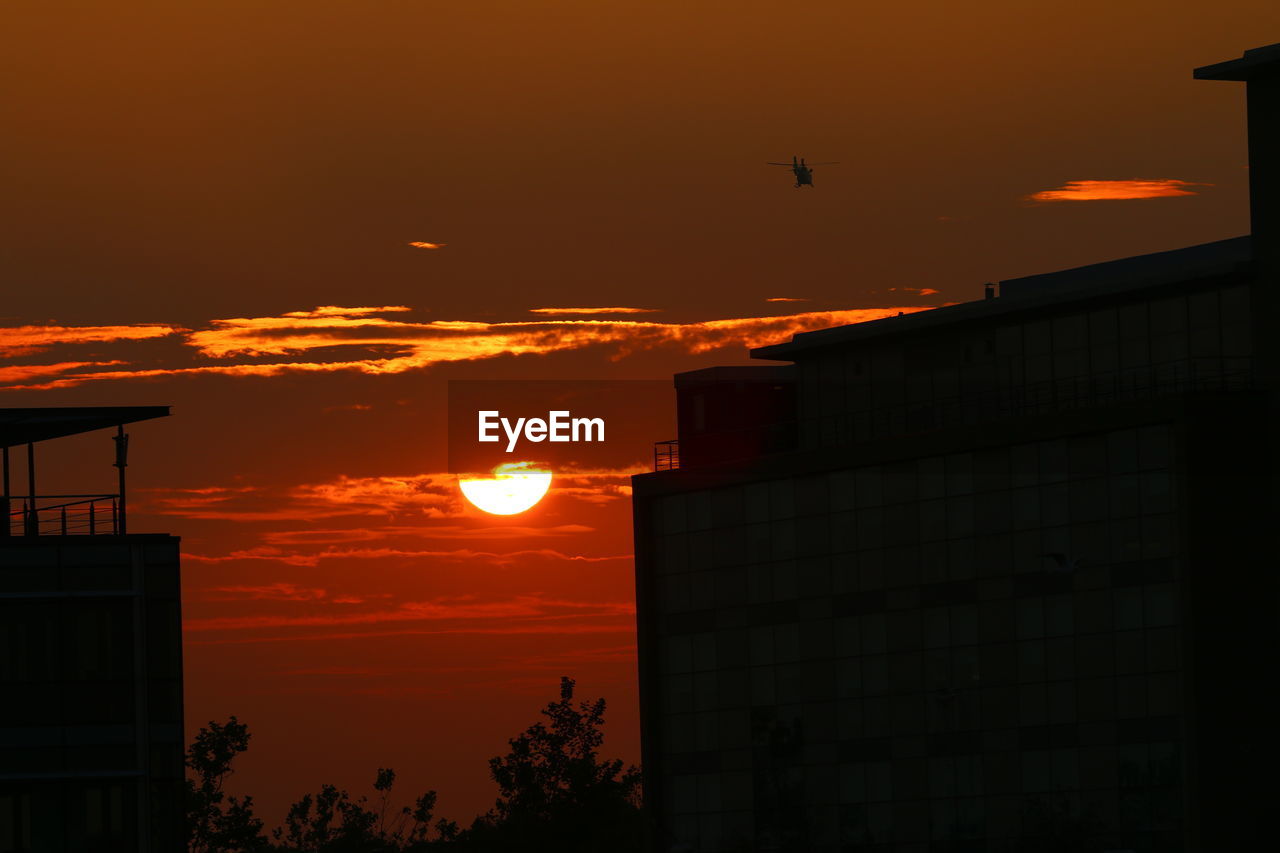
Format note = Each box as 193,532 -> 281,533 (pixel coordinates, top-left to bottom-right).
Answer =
0,408 -> 183,852
633,45 -> 1278,853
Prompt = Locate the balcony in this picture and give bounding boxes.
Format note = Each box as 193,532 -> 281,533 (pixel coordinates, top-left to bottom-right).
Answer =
5,494 -> 121,537
653,440 -> 680,471
1,406 -> 170,538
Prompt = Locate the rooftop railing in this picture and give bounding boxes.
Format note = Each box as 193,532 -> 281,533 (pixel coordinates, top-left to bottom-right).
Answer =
653,440 -> 680,471
3,494 -> 120,537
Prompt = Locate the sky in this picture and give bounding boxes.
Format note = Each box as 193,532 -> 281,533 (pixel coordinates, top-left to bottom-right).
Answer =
3,0 -> 1278,827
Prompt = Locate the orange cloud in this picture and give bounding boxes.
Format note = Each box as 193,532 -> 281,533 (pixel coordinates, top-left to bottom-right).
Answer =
295,473 -> 460,516
885,287 -> 940,296
186,621 -> 636,646
144,466 -> 641,531
182,306 -> 934,361
765,297 -> 809,303
1,304 -> 933,390
0,324 -> 176,356
528,307 -> 659,315
4,360 -> 404,392
408,242 -> 446,249
275,644 -> 637,676
283,306 -> 411,318
204,583 -> 334,602
547,464 -> 646,504
182,546 -> 631,568
260,524 -> 594,546
1027,179 -> 1209,202
183,593 -> 635,633
144,475 -> 463,522
0,361 -> 127,383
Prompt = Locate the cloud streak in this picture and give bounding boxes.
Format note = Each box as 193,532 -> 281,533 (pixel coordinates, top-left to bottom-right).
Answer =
184,592 -> 635,632
1027,179 -> 1209,202
527,307 -> 659,315
1,304 -> 933,390
183,546 -> 631,568
0,324 -> 177,356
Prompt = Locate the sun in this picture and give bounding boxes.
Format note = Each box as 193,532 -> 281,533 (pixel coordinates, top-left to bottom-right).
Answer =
458,461 -> 553,515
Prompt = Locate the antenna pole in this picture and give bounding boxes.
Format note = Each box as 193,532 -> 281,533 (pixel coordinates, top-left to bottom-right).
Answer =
26,442 -> 36,536
2,446 -> 8,538
113,425 -> 129,535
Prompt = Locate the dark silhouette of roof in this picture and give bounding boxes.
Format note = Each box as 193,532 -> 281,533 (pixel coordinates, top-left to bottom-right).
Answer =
1195,42 -> 1280,80
0,406 -> 170,447
996,235 -> 1251,299
752,237 -> 1250,360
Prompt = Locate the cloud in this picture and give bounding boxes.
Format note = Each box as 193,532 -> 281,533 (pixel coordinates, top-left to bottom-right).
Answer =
294,473 -> 460,516
144,465 -> 643,531
203,583 -> 334,602
546,464 -> 646,504
144,475 -> 464,522
765,297 -> 809,303
0,324 -> 176,356
0,361 -> 127,383
177,306 -> 940,361
527,307 -> 659,315
884,287 -> 940,296
283,306 -> 411,318
183,592 -> 635,633
1027,179 -> 1209,202
408,242 -> 446,249
274,644 -> 636,677
1,304 -> 933,390
259,524 -> 595,546
186,621 -> 636,646
182,546 -> 631,568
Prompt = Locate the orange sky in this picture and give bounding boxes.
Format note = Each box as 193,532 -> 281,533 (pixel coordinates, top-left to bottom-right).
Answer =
3,0 -> 1278,827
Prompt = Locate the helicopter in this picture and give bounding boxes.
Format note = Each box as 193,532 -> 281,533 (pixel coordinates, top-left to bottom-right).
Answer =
767,155 -> 838,187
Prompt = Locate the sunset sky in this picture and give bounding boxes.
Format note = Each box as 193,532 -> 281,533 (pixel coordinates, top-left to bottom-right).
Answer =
3,0 -> 1277,826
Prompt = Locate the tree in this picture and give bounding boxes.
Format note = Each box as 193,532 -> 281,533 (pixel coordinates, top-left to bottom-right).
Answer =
461,677 -> 645,852
186,716 -> 269,853
273,768 -> 449,852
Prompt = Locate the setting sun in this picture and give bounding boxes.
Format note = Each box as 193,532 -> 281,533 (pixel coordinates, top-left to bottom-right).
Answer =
458,462 -> 553,515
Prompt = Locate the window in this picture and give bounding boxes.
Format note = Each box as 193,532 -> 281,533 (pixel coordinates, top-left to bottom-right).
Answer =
0,791 -> 32,853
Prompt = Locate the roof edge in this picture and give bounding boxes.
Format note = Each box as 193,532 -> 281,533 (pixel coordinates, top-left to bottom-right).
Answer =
1194,43 -> 1280,81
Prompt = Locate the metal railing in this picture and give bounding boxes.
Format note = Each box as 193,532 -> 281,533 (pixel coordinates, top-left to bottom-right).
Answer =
653,440 -> 680,471
3,494 -> 120,537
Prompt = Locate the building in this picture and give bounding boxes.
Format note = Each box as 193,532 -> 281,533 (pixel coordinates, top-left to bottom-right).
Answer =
632,45 -> 1278,853
0,408 -> 184,852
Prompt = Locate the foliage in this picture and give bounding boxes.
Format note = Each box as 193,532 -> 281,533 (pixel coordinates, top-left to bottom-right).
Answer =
186,716 -> 269,853
458,677 -> 646,852
273,768 -> 448,852
186,678 -> 644,851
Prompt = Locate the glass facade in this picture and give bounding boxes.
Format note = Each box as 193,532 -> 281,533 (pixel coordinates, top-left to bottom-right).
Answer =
795,286 -> 1252,449
0,537 -> 184,853
646,427 -> 1184,852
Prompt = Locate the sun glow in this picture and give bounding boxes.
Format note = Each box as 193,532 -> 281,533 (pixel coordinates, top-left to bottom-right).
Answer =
458,462 -> 553,516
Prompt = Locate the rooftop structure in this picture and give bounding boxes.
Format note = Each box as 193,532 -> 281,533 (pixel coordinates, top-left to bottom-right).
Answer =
1,406 -> 184,851
632,44 -> 1278,853
1,406 -> 169,538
